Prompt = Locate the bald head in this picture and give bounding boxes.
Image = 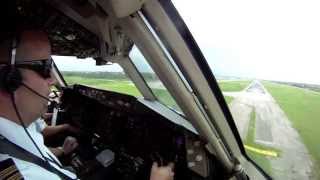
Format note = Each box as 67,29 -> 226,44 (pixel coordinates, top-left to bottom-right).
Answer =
0,30 -> 51,64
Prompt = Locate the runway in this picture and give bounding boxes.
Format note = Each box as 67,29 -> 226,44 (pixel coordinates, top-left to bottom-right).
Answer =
224,80 -> 313,179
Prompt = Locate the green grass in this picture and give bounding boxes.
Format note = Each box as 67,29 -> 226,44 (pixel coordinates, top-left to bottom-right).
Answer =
218,80 -> 250,105
247,151 -> 272,175
263,81 -> 320,179
244,109 -> 273,175
64,75 -> 182,112
152,89 -> 181,111
246,109 -> 256,144
64,75 -> 141,97
218,80 -> 251,92
224,96 -> 234,104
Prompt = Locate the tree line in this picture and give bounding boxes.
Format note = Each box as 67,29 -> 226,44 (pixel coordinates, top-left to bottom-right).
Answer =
62,71 -> 158,81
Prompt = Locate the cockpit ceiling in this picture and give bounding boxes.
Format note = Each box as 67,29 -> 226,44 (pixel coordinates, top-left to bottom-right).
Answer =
4,0 -> 103,58
47,13 -> 100,58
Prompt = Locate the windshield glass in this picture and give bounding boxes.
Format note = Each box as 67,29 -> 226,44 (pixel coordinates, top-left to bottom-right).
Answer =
53,56 -> 141,97
129,46 -> 183,113
173,0 -> 320,179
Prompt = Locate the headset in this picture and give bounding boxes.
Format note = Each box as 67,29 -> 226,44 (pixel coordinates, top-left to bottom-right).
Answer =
0,65 -> 22,92
0,38 -> 22,93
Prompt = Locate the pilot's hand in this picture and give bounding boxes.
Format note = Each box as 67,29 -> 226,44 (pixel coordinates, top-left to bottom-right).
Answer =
64,124 -> 81,134
150,162 -> 174,180
42,113 -> 53,120
62,136 -> 78,155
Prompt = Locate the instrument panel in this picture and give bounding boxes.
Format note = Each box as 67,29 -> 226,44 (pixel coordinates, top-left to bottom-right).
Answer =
58,85 -> 220,180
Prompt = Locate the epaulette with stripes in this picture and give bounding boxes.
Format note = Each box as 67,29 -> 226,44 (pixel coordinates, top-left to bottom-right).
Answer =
0,158 -> 24,180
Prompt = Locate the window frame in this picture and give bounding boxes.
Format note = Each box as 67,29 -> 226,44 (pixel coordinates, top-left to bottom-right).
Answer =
129,45 -> 184,114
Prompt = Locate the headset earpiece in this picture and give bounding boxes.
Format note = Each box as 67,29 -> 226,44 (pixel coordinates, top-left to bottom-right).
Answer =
0,65 -> 22,93
0,34 -> 22,93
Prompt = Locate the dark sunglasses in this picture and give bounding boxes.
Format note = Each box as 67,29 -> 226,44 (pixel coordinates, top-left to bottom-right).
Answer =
15,58 -> 53,79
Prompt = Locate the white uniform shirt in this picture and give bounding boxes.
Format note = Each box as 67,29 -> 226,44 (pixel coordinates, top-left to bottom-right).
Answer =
0,117 -> 77,180
35,118 -> 48,132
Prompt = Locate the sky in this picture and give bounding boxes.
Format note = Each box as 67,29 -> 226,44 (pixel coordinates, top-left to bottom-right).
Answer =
54,0 -> 320,84
53,46 -> 154,73
53,56 -> 123,72
172,0 -> 320,84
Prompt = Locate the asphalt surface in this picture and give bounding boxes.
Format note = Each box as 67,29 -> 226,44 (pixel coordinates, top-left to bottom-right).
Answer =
224,80 -> 313,180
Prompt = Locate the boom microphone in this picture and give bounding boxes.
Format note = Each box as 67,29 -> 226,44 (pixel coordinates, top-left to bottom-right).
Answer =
21,82 -> 61,110
21,82 -> 53,102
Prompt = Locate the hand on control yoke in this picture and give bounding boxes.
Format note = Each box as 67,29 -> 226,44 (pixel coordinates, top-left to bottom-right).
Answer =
62,136 -> 78,155
150,162 -> 175,180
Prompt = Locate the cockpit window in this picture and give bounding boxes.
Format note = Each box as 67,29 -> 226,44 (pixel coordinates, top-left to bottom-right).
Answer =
129,46 -> 183,113
53,56 -> 141,97
173,0 -> 320,179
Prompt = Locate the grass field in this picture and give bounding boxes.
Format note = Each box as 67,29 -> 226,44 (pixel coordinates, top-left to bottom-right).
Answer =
218,80 -> 251,92
218,80 -> 250,104
224,96 -> 234,104
218,80 -> 251,104
64,75 -> 142,97
263,81 -> 320,179
65,75 -> 244,106
64,75 -> 181,111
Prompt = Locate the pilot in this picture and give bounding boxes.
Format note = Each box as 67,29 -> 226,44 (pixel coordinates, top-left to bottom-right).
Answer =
0,30 -> 79,179
0,24 -> 173,180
